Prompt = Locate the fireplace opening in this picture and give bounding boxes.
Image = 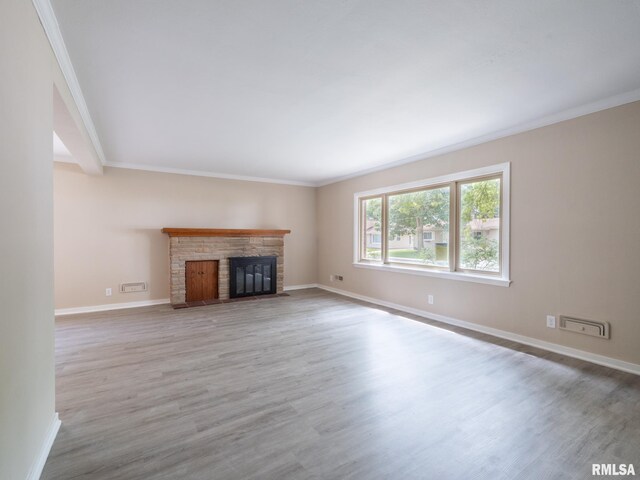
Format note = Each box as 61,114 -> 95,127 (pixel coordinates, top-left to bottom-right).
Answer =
229,256 -> 277,299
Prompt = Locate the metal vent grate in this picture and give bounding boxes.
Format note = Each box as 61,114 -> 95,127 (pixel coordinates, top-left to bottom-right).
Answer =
120,282 -> 147,293
559,316 -> 610,339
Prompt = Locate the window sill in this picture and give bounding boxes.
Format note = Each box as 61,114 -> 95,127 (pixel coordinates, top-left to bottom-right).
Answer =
352,262 -> 511,287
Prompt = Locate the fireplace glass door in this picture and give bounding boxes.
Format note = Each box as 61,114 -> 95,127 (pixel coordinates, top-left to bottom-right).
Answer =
229,256 -> 277,298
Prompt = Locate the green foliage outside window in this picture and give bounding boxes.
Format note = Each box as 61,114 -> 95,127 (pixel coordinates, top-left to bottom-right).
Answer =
459,179 -> 500,272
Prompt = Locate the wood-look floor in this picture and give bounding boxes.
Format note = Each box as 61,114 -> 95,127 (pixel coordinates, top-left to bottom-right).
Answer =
43,289 -> 640,480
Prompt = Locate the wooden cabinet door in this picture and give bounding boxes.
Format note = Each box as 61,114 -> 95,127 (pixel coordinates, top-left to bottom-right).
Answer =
185,261 -> 218,302
203,260 -> 218,300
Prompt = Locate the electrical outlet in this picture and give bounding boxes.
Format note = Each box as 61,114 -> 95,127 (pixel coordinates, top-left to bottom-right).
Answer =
428,295 -> 434,305
329,275 -> 334,281
546,315 -> 556,328
106,288 -> 112,297
337,275 -> 343,281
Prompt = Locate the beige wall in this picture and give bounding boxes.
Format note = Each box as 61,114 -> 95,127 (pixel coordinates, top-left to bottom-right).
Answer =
317,101 -> 640,366
0,1 -> 56,478
53,102 -> 640,367
53,165 -> 317,309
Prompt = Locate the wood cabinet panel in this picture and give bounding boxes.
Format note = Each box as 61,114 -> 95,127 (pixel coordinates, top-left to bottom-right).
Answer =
185,261 -> 218,302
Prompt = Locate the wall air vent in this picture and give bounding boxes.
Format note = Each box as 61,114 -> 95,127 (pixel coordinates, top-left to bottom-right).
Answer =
120,282 -> 147,293
559,316 -> 610,339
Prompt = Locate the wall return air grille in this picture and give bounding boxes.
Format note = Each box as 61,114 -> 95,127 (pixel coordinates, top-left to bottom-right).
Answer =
120,282 -> 147,293
559,316 -> 610,339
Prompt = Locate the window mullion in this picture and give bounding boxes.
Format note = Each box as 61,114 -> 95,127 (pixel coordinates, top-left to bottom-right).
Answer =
382,194 -> 389,264
360,199 -> 366,262
449,182 -> 457,272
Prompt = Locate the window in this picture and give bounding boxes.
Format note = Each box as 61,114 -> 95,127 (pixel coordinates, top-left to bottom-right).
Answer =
458,177 -> 501,273
361,197 -> 382,260
386,185 -> 450,267
354,163 -> 510,286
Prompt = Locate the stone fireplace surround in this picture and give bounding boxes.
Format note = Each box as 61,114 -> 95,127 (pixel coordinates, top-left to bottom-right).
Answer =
162,228 -> 290,307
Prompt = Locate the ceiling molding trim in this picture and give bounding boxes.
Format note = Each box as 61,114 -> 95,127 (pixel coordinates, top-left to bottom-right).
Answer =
317,88 -> 640,186
103,162 -> 316,187
32,0 -> 106,165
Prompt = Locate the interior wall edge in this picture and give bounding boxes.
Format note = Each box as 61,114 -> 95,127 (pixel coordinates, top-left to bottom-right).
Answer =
26,413 -> 61,480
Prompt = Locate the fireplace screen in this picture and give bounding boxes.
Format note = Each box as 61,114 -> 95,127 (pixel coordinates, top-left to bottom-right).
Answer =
229,256 -> 277,298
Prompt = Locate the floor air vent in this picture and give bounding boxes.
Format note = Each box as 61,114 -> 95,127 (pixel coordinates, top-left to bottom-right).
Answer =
559,316 -> 610,339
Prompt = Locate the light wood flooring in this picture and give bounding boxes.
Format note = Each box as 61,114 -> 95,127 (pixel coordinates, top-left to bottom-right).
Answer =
43,289 -> 640,479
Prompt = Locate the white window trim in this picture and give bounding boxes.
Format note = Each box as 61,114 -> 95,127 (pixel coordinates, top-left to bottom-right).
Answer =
353,162 -> 511,287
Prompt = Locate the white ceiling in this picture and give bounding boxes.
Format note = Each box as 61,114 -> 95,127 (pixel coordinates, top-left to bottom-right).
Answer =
50,0 -> 640,185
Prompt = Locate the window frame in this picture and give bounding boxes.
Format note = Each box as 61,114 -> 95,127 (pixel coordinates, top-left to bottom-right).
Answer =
353,163 -> 510,287
358,195 -> 384,263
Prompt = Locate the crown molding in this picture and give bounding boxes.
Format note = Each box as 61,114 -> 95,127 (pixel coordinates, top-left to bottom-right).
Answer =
32,0 -> 106,165
103,162 -> 317,187
316,88 -> 640,186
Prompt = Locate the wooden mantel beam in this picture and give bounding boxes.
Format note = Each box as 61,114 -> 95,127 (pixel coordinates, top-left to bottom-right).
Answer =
161,228 -> 291,237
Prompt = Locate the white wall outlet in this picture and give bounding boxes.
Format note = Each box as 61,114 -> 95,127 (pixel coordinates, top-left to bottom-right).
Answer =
428,295 -> 434,305
329,275 -> 334,281
106,288 -> 112,297
546,315 -> 556,328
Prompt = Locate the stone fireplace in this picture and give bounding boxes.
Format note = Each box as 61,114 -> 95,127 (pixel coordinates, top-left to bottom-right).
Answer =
161,228 -> 290,307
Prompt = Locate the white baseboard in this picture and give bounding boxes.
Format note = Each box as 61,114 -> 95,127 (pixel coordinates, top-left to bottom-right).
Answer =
55,287 -> 322,315
317,284 -> 640,376
26,412 -> 60,480
284,283 -> 319,291
55,298 -> 170,316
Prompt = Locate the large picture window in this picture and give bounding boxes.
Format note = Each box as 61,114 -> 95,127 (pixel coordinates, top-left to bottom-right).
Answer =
354,163 -> 510,286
